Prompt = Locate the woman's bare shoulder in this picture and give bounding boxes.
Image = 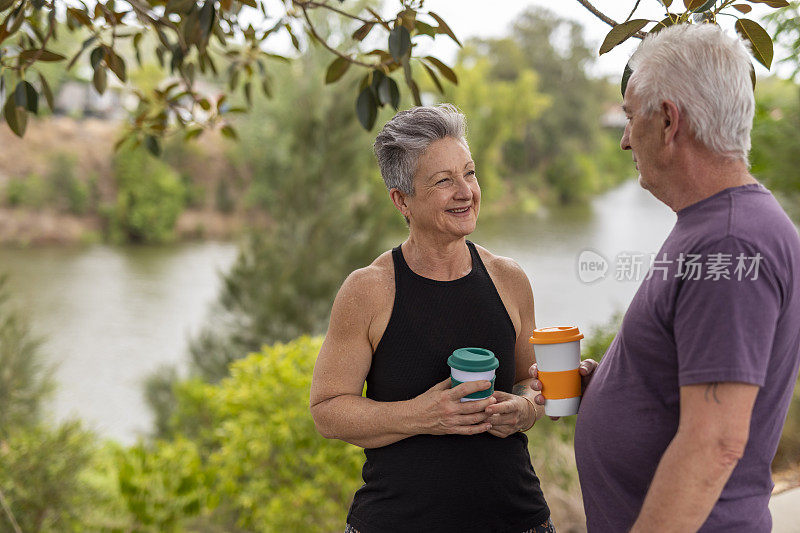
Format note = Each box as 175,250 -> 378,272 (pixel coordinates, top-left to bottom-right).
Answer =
337,250 -> 395,309
472,243 -> 528,283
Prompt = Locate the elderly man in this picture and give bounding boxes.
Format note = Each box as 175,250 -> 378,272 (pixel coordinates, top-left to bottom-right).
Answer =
532,23 -> 800,532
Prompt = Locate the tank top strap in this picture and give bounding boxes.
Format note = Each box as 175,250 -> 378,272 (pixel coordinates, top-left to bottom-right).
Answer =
465,240 -> 488,277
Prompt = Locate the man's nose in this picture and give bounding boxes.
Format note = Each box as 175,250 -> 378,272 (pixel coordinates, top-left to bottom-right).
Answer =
620,125 -> 631,151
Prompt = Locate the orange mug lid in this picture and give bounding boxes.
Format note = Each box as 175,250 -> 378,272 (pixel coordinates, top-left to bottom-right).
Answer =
529,326 -> 584,345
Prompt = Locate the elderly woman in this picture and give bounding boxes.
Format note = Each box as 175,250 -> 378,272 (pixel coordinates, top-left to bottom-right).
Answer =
310,104 -> 554,533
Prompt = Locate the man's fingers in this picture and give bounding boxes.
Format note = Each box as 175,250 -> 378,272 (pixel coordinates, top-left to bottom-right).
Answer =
530,379 -> 543,391
534,393 -> 546,405
529,363 -> 538,379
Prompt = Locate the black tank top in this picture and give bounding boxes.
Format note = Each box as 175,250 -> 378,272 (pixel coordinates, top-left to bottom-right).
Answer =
346,241 -> 550,533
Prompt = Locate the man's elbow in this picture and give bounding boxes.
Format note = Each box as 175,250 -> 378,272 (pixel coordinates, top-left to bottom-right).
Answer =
714,436 -> 747,468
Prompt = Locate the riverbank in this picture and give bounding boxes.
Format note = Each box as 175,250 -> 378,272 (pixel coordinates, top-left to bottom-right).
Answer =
0,207 -> 247,246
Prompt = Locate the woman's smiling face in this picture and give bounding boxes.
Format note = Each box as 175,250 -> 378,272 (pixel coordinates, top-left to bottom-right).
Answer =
404,136 -> 481,238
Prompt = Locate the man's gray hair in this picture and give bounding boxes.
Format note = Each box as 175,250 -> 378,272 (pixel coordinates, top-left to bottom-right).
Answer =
373,104 -> 468,195
628,23 -> 754,162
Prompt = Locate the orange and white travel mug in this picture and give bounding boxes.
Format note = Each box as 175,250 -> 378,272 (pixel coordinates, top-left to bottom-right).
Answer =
529,326 -> 584,417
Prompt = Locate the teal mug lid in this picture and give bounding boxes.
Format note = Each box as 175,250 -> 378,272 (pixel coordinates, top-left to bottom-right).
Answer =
448,347 -> 499,372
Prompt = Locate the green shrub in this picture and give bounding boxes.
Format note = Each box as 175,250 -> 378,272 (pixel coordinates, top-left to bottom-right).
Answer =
109,147 -> 186,244
4,174 -> 50,209
0,275 -> 53,431
47,153 -> 91,215
140,337 -> 364,531
0,422 -> 96,533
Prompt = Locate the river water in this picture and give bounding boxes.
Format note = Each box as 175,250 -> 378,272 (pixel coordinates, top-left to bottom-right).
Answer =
0,179 -> 679,443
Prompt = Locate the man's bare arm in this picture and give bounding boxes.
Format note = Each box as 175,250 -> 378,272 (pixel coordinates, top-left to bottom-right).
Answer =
630,381 -> 758,532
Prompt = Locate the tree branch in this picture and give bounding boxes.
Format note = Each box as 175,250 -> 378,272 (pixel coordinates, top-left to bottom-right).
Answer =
574,0 -> 646,39
296,2 -> 377,69
0,487 -> 22,533
294,0 -> 373,25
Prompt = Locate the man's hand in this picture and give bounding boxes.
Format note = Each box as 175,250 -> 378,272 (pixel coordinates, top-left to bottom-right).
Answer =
484,390 -> 535,438
528,359 -> 599,420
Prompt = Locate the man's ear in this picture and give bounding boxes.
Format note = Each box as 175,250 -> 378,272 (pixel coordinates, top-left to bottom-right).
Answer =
390,188 -> 410,219
662,100 -> 681,145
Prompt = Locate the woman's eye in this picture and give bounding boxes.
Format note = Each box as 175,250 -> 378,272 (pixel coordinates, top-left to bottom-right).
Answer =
466,170 -> 476,178
436,178 -> 451,186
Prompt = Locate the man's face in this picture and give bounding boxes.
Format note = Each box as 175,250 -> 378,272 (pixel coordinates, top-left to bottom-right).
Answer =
620,85 -> 666,198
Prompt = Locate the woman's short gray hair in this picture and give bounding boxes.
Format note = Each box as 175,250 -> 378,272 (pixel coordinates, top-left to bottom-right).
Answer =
373,104 -> 468,195
628,24 -> 754,162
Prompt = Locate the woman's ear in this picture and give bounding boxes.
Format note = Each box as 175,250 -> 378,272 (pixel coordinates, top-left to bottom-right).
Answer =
390,188 -> 411,219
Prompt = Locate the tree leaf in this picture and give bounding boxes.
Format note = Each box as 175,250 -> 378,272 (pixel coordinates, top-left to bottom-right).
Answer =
414,20 -> 437,38
735,18 -> 773,69
325,56 -> 351,84
184,127 -> 204,140
166,0 -> 195,14
93,65 -> 107,94
378,76 -> 400,110
732,4 -> 753,13
600,19 -> 649,55
369,70 -> 386,102
650,16 -> 677,34
388,25 -> 411,62
19,49 -> 66,62
684,0 -> 716,11
15,80 -> 37,114
38,73 -> 53,111
144,135 -> 162,156
428,11 -> 461,47
355,87 -> 377,130
90,46 -> 105,70
748,0 -> 789,7
421,61 -> 444,94
243,81 -> 252,106
3,91 -> 27,137
352,21 -> 374,41
424,56 -> 458,84
220,124 -> 238,139
106,49 -> 127,82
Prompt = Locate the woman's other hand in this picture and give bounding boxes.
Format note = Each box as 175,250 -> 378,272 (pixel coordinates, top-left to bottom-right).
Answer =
484,391 -> 535,438
412,378 -> 497,436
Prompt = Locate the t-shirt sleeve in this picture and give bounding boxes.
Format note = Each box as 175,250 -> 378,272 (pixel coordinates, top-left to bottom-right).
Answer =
674,236 -> 782,387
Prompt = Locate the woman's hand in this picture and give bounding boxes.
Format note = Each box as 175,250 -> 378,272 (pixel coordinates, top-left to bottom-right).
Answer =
484,391 -> 535,438
529,358 -> 599,420
412,377 -> 497,436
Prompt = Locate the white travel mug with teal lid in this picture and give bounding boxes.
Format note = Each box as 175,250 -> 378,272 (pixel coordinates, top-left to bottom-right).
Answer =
448,347 -> 499,402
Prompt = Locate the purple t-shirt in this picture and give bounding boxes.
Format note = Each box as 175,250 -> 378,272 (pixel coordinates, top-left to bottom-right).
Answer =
574,183 -> 800,532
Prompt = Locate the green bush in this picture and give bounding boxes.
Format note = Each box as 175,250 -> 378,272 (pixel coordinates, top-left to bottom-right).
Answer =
109,147 -> 186,244
0,422 -> 99,533
47,153 -> 91,215
0,275 -> 52,431
4,174 -> 50,209
141,337 -> 364,531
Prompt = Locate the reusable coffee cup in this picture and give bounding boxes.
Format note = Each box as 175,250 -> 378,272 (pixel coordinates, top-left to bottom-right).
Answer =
447,347 -> 499,402
529,326 -> 584,416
